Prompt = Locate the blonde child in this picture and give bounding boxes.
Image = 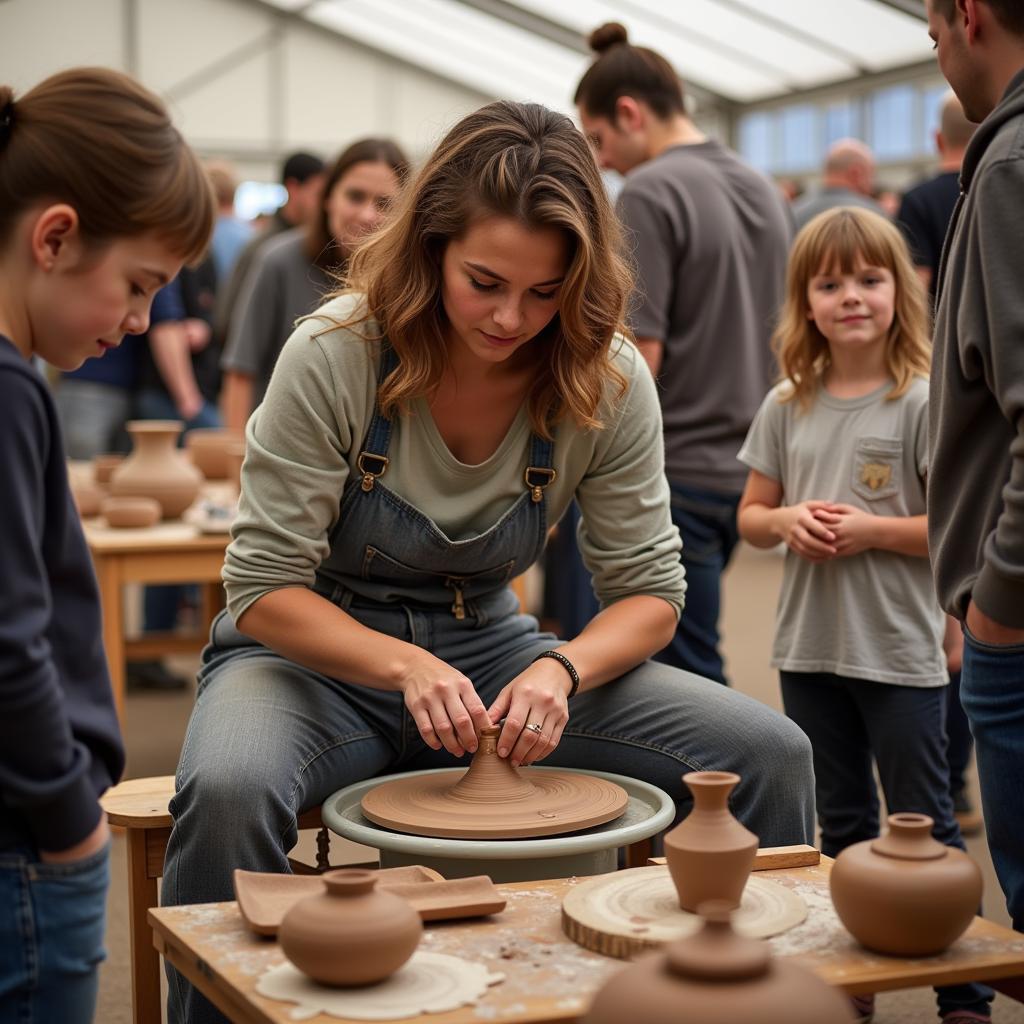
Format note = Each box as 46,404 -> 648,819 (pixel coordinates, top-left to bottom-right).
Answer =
737,207 -> 991,1024
0,68 -> 213,1023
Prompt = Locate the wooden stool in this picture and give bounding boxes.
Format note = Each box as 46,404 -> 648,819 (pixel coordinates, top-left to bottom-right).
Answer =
101,776 -> 331,1024
101,775 -> 654,1024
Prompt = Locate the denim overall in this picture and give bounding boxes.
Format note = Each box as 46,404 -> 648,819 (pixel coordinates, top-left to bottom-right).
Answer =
163,347 -> 817,1024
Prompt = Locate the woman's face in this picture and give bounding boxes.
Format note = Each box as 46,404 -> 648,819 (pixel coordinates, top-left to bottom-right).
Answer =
441,215 -> 569,369
324,161 -> 401,257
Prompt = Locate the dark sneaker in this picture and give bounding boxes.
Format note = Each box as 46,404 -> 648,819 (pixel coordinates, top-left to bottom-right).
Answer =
850,994 -> 875,1023
126,659 -> 189,691
941,1013 -> 991,1024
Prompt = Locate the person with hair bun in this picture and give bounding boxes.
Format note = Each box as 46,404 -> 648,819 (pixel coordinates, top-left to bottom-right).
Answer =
575,23 -> 793,686
0,66 -> 214,1023
162,98 -> 814,1024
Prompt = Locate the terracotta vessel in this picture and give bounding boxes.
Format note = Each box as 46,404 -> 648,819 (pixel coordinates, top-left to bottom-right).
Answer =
278,868 -> 423,986
101,496 -> 161,529
225,439 -> 246,493
92,453 -> 125,485
664,771 -> 758,912
583,901 -> 855,1024
109,421 -> 202,519
185,428 -> 242,480
71,482 -> 103,518
830,813 -> 982,956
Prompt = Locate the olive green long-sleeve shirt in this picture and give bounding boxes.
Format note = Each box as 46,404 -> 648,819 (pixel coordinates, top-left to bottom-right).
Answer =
223,294 -> 686,623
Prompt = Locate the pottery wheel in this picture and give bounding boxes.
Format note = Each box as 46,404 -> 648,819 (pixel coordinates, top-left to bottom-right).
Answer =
361,727 -> 628,839
256,951 -> 504,1021
562,865 -> 807,959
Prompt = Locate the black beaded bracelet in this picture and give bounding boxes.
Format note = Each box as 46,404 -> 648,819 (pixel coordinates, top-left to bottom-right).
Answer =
532,649 -> 580,699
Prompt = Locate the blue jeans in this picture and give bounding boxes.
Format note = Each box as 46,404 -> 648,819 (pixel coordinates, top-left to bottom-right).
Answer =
0,843 -> 110,1024
654,482 -> 740,684
781,671 -> 992,1017
946,668 -> 974,798
543,501 -> 600,638
135,389 -> 222,632
961,628 -> 1024,931
164,599 -> 816,1024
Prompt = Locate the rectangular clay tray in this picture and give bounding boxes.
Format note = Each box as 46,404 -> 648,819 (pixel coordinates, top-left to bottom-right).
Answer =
233,866 -> 506,936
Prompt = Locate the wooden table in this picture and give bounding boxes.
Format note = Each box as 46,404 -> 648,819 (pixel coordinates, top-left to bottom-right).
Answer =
149,859 -> 1024,1024
83,519 -> 229,721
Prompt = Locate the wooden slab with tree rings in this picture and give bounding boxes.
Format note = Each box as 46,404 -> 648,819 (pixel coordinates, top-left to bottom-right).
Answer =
561,865 -> 808,959
361,727 -> 628,839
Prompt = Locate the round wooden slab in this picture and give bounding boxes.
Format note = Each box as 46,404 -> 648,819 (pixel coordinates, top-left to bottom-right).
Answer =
561,865 -> 807,959
361,769 -> 629,839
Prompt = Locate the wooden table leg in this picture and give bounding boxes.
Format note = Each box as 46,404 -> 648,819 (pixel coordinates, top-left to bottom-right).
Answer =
199,579 -> 224,635
127,829 -> 162,1024
94,554 -> 126,723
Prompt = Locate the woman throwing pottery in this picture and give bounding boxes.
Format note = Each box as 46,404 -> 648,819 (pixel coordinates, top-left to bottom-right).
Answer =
163,101 -> 814,1024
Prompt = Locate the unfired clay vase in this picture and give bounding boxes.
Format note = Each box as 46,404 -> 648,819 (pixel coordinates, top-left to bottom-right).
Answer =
101,496 -> 161,529
278,868 -> 423,987
830,812 -> 982,956
360,725 -> 628,839
582,902 -> 855,1024
109,421 -> 202,519
92,453 -> 125,485
664,771 -> 758,912
185,428 -> 241,480
71,482 -> 103,518
225,439 -> 246,493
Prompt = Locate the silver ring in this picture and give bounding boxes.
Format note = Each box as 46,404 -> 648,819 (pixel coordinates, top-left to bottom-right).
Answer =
526,723 -> 543,734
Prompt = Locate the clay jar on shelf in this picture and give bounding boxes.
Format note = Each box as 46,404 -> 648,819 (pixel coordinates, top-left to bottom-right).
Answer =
278,868 -> 423,987
109,420 -> 202,519
583,901 -> 855,1024
664,771 -> 758,912
830,812 -> 982,956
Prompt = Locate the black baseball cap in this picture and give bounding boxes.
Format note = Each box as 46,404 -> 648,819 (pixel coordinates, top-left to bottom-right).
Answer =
280,151 -> 324,184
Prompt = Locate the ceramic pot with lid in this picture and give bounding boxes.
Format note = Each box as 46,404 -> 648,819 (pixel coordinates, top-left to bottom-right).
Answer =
278,868 -> 423,986
830,812 -> 982,956
583,901 -> 855,1024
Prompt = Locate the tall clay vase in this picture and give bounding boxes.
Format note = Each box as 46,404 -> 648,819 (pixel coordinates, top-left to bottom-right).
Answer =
830,812 -> 982,956
664,771 -> 758,912
109,421 -> 202,519
278,868 -> 423,987
583,901 -> 856,1024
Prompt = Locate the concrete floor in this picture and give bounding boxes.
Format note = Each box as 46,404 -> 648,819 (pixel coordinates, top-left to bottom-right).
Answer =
97,543 -> 1023,1022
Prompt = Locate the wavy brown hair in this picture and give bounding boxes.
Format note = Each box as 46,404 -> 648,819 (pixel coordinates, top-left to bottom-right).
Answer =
774,207 -> 931,409
329,100 -> 632,437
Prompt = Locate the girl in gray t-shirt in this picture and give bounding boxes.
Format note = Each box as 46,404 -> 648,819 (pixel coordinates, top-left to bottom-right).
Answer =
737,207 -> 991,1023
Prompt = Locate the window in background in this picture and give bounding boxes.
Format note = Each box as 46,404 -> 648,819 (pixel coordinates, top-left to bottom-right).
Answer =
871,84 -> 917,159
235,181 -> 287,222
738,111 -> 776,173
779,104 -> 819,171
824,100 -> 859,147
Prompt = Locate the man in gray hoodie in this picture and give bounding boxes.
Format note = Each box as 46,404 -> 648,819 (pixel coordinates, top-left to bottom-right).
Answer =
927,0 -> 1024,932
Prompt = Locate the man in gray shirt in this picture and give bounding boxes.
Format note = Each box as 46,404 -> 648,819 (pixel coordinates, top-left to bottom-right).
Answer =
576,23 -> 792,683
792,139 -> 886,231
927,0 -> 1024,931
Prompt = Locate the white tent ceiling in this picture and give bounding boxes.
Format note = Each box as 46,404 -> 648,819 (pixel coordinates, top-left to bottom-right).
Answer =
259,0 -> 934,109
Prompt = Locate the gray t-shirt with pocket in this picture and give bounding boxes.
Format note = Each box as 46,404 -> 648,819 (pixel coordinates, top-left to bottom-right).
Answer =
739,377 -> 946,687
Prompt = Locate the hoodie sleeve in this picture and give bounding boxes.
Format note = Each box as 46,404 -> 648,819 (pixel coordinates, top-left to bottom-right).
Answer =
969,159 -> 1024,626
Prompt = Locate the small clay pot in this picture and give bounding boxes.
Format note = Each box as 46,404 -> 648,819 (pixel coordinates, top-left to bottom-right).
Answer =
664,772 -> 758,912
92,453 -> 125,485
225,439 -> 246,494
583,901 -> 855,1024
71,482 -> 104,518
830,813 -> 982,956
101,496 -> 161,529
110,421 -> 202,518
278,868 -> 423,987
185,428 -> 242,480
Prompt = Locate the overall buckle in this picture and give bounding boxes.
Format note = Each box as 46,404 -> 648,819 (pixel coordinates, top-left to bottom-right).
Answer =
357,452 -> 389,492
524,466 -> 556,504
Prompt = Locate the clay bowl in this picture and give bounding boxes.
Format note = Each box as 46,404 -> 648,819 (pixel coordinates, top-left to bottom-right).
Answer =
101,496 -> 161,529
92,453 -> 126,485
185,429 -> 242,480
71,482 -> 104,518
